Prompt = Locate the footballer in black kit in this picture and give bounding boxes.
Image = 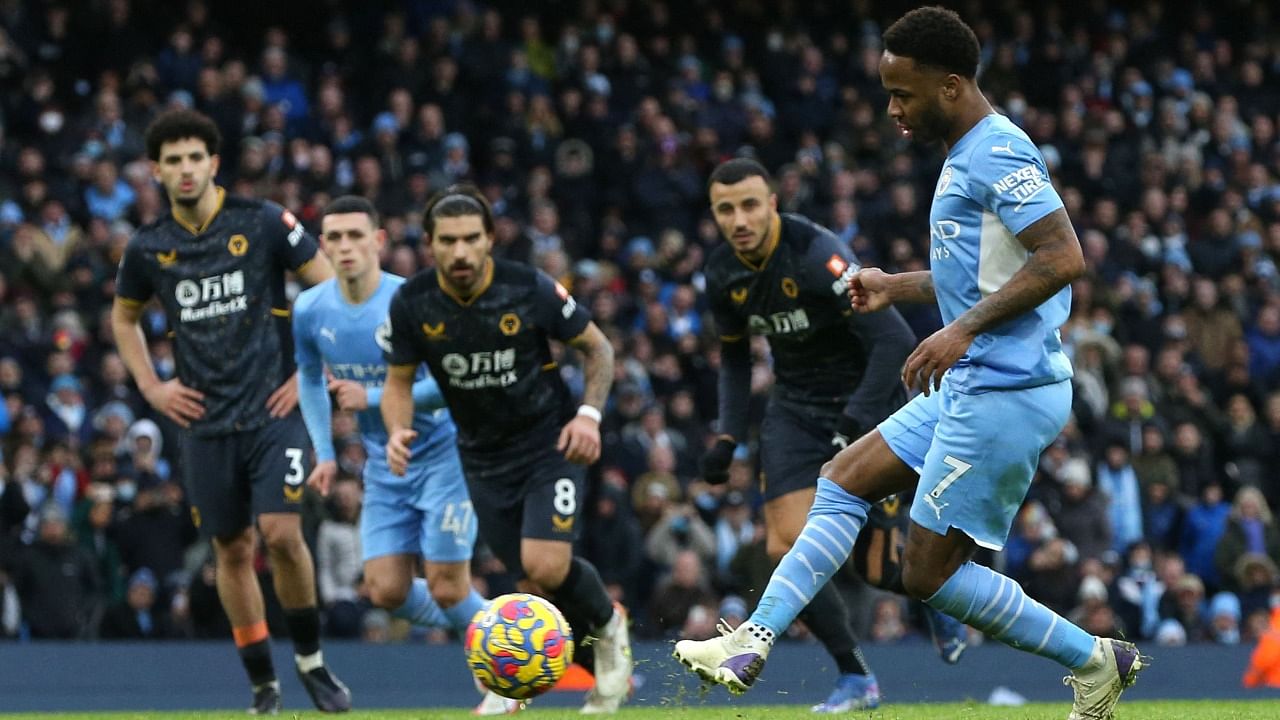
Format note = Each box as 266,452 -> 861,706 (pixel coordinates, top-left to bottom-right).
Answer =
698,159 -> 967,709
111,109 -> 349,714
380,186 -> 633,712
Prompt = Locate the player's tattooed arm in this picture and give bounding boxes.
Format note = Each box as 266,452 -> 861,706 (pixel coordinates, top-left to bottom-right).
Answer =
897,271 -> 936,303
952,208 -> 1085,338
568,322 -> 614,411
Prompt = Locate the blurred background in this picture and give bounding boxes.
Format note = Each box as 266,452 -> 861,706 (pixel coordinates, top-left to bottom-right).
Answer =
0,0 -> 1277,660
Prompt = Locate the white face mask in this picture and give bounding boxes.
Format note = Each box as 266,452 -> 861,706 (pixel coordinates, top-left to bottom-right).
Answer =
39,111 -> 64,134
116,481 -> 137,503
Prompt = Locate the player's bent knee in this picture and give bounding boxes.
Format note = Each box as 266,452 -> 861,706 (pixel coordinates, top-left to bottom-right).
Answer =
765,535 -> 793,563
522,556 -> 570,592
212,529 -> 255,566
366,576 -> 411,610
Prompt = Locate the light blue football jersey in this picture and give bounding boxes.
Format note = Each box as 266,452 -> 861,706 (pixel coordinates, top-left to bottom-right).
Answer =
293,273 -> 455,469
928,113 -> 1074,392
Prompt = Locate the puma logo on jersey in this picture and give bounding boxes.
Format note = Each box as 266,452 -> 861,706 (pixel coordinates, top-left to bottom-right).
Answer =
319,327 -> 337,344
991,140 -> 1014,154
156,249 -> 178,266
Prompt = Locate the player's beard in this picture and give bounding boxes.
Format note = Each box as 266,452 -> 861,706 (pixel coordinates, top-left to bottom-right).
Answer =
910,101 -> 952,145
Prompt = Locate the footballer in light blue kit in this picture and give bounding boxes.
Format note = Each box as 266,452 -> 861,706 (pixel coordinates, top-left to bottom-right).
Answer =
674,8 -> 1145,719
293,197 -> 513,712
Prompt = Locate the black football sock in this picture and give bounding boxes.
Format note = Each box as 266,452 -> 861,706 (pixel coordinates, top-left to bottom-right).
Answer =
548,557 -> 616,636
798,582 -> 872,676
238,639 -> 277,687
285,607 -> 322,662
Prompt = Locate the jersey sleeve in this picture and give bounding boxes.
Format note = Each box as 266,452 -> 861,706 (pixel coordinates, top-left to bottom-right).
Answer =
532,271 -> 591,342
383,288 -> 424,366
264,202 -> 320,272
967,134 -> 1064,235
292,292 -> 335,462
805,230 -> 862,311
114,240 -> 154,304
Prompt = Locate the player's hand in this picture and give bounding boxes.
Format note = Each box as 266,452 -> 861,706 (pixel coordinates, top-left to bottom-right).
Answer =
700,436 -> 736,484
558,415 -> 601,465
849,267 -> 893,312
831,414 -> 861,451
902,324 -> 975,396
266,372 -> 299,418
386,428 -> 418,476
328,379 -> 369,411
307,460 -> 338,497
141,378 -> 205,428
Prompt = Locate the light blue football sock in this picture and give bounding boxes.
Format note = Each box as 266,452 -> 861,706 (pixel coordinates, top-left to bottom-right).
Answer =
925,561 -> 1095,670
391,578 -> 450,629
751,478 -> 870,636
441,588 -> 488,635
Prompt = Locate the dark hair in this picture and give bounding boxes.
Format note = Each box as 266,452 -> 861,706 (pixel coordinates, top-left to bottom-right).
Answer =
321,195 -> 379,227
424,184 -> 495,236
144,109 -> 222,161
707,157 -> 773,192
882,6 -> 980,79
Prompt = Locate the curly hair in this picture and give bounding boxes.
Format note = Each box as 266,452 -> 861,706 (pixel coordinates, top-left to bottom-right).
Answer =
882,6 -> 980,79
144,109 -> 222,161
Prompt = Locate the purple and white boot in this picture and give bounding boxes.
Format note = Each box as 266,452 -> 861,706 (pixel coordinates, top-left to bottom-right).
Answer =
673,621 -> 774,695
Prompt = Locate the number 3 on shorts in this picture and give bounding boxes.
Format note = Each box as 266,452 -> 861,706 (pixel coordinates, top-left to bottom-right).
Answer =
284,448 -> 304,485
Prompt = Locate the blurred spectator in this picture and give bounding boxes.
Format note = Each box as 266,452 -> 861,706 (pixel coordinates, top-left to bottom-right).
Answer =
73,482 -> 125,604
1207,592 -> 1242,645
13,504 -> 100,639
1096,441 -> 1144,556
1180,483 -> 1231,590
1215,487 -> 1280,593
316,477 -> 363,638
648,549 -> 716,639
99,567 -> 170,639
645,501 -> 715,571
581,480 -> 644,609
1050,458 -> 1112,563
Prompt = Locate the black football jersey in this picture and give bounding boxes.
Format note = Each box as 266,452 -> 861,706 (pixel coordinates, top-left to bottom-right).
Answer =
115,189 -> 319,436
384,258 -> 590,452
706,213 -> 907,415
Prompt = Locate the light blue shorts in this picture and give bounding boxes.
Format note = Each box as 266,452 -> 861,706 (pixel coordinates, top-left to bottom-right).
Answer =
877,377 -> 1071,551
361,443 -> 476,564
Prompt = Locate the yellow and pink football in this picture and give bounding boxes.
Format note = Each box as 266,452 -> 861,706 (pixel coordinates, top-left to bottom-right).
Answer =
465,593 -> 575,700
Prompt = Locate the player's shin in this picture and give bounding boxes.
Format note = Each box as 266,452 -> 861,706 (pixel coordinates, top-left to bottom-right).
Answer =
390,578 -> 451,628
925,561 -> 1094,670
751,478 -> 870,635
441,588 -> 488,634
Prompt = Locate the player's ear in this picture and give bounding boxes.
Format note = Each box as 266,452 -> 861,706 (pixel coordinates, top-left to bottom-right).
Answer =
208,153 -> 220,177
942,75 -> 960,102
769,192 -> 778,211
376,228 -> 388,250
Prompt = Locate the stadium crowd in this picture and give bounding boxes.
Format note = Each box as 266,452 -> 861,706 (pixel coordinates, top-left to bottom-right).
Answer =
0,0 -> 1279,652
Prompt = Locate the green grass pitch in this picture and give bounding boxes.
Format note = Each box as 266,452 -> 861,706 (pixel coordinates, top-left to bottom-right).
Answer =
4,702 -> 1280,720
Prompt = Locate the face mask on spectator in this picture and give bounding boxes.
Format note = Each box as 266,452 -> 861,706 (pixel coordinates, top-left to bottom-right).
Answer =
39,111 -> 64,135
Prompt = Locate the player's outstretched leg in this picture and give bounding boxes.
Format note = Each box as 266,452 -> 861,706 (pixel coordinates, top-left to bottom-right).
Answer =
674,478 -> 869,693
918,558 -> 1146,718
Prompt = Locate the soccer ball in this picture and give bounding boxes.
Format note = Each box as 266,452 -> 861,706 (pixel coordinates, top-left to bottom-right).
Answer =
465,593 -> 575,700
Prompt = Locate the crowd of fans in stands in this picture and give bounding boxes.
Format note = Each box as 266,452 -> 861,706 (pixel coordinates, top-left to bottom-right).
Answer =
0,0 -> 1278,650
